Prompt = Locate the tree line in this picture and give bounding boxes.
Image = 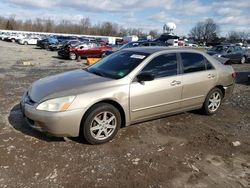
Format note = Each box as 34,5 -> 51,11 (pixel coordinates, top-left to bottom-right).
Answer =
189,18 -> 250,45
0,15 -> 159,38
0,15 -> 249,44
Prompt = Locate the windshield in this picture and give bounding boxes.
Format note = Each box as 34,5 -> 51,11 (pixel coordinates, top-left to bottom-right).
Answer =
119,43 -> 130,50
119,42 -> 141,50
86,51 -> 149,79
209,46 -> 228,52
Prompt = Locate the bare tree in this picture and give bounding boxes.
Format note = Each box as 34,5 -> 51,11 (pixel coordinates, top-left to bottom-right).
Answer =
228,31 -> 250,43
5,15 -> 17,30
189,18 -> 219,45
149,30 -> 159,38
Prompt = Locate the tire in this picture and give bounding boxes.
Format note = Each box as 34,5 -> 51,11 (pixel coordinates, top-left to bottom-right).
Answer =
11,39 -> 15,43
69,52 -> 77,60
202,88 -> 223,115
82,103 -> 121,144
24,41 -> 28,45
100,53 -> 105,58
240,56 -> 246,64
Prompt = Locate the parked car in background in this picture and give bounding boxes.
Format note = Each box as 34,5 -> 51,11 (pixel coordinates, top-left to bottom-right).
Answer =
18,37 -> 41,45
103,40 -> 166,57
6,34 -> 26,42
49,40 -> 80,51
58,42 -> 112,60
0,32 -> 8,40
185,43 -> 199,47
20,47 -> 235,144
2,33 -> 15,41
207,44 -> 249,64
37,37 -> 58,49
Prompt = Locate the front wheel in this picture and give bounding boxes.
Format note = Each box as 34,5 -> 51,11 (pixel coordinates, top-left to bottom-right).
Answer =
82,103 -> 121,144
202,88 -> 223,115
240,56 -> 246,64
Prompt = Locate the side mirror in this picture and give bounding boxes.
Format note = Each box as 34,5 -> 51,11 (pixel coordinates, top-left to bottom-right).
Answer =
137,72 -> 154,82
80,46 -> 84,49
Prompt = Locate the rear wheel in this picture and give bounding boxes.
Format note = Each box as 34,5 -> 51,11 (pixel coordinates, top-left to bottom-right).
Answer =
24,41 -> 28,45
69,52 -> 77,60
202,88 -> 223,115
82,103 -> 121,144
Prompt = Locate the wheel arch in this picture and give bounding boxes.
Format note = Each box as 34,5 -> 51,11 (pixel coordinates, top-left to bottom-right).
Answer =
79,99 -> 126,136
214,85 -> 225,98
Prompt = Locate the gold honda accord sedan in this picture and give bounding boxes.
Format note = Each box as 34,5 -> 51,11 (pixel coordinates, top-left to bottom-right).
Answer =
20,47 -> 235,144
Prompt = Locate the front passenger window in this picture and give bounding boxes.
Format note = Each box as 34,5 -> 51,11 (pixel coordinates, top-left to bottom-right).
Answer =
141,53 -> 177,78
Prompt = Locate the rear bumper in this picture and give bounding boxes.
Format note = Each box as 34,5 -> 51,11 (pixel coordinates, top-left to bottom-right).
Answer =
20,101 -> 84,137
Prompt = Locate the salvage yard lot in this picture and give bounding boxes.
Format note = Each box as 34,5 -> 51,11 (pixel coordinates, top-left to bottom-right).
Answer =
0,40 -> 250,188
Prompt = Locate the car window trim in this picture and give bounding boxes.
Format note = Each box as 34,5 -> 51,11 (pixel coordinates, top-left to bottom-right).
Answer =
178,52 -> 212,75
132,52 -> 180,82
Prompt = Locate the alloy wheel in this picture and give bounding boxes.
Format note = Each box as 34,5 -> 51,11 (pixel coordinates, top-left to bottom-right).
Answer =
208,91 -> 221,112
90,111 -> 117,140
69,53 -> 76,60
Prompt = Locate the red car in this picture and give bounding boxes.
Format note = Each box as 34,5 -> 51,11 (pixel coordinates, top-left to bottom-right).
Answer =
58,42 -> 112,60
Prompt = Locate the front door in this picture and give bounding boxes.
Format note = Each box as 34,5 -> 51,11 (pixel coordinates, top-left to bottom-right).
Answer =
130,53 -> 182,122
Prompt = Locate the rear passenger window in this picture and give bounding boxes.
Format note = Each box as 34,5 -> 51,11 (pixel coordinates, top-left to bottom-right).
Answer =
181,53 -> 206,73
141,53 -> 177,78
204,58 -> 214,70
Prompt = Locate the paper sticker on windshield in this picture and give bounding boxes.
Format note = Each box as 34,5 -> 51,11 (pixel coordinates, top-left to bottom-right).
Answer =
130,54 -> 146,59
118,71 -> 125,77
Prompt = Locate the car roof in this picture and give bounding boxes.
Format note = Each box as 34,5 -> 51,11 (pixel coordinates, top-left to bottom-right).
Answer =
123,46 -> 205,55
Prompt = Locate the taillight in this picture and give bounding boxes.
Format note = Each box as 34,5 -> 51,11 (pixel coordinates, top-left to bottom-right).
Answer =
232,72 -> 236,79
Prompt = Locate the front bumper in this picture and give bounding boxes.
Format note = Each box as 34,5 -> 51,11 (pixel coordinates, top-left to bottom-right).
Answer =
20,96 -> 84,137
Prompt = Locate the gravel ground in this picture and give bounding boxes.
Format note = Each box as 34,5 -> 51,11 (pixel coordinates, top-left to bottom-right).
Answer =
0,40 -> 250,188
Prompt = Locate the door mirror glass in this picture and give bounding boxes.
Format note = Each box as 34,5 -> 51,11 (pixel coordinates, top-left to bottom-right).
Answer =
80,46 -> 84,49
137,72 -> 154,82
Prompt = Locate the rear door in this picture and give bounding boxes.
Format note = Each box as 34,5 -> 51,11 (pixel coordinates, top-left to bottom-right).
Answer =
235,46 -> 244,61
86,43 -> 101,57
180,52 -> 217,109
130,53 -> 182,121
224,46 -> 238,62
76,44 -> 89,57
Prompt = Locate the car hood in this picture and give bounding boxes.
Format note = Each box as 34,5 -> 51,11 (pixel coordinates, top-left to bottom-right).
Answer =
29,69 -> 112,102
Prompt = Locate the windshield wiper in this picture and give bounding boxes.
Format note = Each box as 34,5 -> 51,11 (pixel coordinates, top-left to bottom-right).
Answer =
86,69 -> 105,77
92,71 -> 104,77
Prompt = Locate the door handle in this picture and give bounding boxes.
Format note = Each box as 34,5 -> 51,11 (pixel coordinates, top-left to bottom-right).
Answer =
171,80 -> 181,86
208,74 -> 215,79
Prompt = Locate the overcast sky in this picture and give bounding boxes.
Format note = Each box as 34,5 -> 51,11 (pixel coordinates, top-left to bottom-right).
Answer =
0,0 -> 250,36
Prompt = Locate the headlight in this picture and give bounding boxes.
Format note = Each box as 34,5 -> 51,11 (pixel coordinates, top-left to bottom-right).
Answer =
213,54 -> 221,58
36,96 -> 75,112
